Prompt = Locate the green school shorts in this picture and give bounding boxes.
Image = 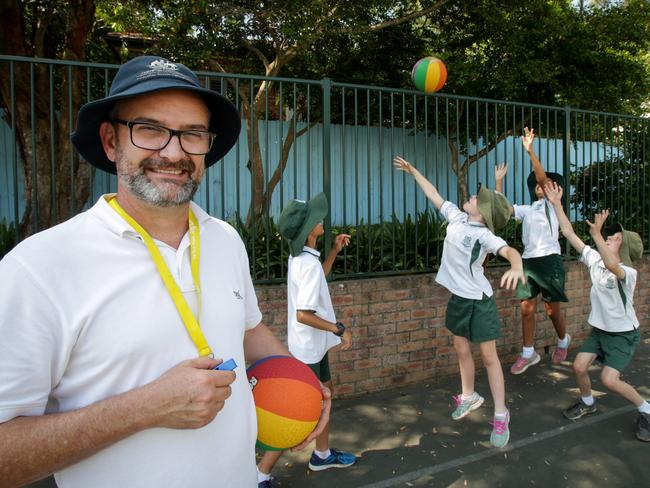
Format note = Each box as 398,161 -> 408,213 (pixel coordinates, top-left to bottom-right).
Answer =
579,327 -> 641,372
307,352 -> 331,383
516,254 -> 568,302
445,293 -> 500,343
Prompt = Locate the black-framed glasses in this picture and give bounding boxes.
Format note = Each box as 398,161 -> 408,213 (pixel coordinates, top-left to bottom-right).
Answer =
112,119 -> 216,155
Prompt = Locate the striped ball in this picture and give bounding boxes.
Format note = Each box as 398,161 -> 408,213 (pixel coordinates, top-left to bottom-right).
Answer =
247,356 -> 322,451
411,57 -> 447,94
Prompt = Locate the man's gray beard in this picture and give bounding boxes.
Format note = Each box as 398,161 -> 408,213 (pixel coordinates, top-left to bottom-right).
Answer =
115,151 -> 200,207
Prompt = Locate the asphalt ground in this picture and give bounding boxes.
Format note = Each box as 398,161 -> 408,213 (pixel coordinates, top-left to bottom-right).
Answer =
268,333 -> 650,488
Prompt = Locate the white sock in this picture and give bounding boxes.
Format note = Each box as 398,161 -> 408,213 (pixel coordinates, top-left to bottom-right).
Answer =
494,410 -> 508,420
581,395 -> 595,406
557,335 -> 569,348
314,449 -> 331,459
461,392 -> 477,401
637,400 -> 650,414
522,346 -> 535,359
257,468 -> 271,483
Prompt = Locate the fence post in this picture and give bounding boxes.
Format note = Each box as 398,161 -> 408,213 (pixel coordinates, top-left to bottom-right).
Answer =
563,105 -> 571,254
322,77 -> 332,262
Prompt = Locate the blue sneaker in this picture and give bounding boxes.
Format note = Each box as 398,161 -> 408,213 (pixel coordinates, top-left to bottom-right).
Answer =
308,448 -> 356,471
258,479 -> 275,488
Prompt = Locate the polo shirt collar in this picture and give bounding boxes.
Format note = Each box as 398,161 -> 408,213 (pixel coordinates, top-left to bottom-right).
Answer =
92,194 -> 211,238
301,246 -> 320,258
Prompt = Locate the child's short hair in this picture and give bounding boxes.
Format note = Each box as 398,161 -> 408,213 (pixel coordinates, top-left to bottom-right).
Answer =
527,171 -> 565,201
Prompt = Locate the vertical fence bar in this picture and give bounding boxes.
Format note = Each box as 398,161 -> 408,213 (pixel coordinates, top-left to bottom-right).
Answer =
29,62 -> 37,233
321,78 -> 332,258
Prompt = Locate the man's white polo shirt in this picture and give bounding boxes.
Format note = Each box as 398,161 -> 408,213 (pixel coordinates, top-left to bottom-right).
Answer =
580,245 -> 639,333
0,195 -> 261,487
287,247 -> 341,364
435,201 -> 508,300
513,199 -> 561,258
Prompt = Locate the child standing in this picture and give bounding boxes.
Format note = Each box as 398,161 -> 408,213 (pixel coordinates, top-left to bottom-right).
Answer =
394,156 -> 525,448
495,127 -> 570,374
256,192 -> 356,487
545,181 -> 650,442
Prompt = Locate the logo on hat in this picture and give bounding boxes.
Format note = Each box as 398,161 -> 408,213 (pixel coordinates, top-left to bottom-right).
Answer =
149,59 -> 178,72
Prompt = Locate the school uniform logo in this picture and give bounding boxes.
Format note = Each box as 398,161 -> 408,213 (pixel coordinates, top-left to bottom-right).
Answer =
606,277 -> 616,289
462,236 -> 472,248
233,290 -> 244,300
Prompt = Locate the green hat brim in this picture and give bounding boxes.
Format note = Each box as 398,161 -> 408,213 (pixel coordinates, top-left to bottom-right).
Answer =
477,187 -> 512,233
282,193 -> 329,257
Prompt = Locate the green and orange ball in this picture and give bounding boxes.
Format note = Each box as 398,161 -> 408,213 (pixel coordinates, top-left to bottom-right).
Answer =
411,57 -> 447,94
247,356 -> 322,450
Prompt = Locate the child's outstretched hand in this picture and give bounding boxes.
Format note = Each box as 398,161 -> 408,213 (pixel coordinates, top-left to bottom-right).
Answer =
393,156 -> 415,175
587,209 -> 609,237
333,233 -> 351,253
521,127 -> 535,152
495,162 -> 508,182
500,267 -> 526,291
544,181 -> 562,205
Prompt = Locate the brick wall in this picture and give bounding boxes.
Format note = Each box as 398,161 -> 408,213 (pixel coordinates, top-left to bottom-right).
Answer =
256,255 -> 650,399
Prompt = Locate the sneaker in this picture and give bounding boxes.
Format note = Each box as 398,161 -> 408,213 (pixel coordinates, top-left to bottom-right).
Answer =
308,448 -> 356,471
258,479 -> 275,488
451,393 -> 484,420
552,334 -> 571,363
490,411 -> 510,448
636,412 -> 650,442
510,352 -> 541,375
563,400 -> 597,420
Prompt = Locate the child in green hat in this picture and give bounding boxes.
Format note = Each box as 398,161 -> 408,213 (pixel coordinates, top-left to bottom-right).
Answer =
394,156 -> 525,448
256,193 -> 356,487
544,181 -> 649,442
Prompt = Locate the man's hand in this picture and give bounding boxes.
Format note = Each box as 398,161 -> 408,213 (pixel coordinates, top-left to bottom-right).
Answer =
291,383 -> 332,451
521,127 -> 535,153
587,209 -> 609,237
143,357 -> 236,429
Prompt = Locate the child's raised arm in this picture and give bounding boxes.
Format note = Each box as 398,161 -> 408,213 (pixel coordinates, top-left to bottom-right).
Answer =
544,181 -> 585,254
586,210 -> 626,280
494,162 -> 508,194
522,127 -> 549,190
393,156 -> 444,210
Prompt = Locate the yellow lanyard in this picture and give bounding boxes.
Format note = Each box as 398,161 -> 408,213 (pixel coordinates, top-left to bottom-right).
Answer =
108,196 -> 212,357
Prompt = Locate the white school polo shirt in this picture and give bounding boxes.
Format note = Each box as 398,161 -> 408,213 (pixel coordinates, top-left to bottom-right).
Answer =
580,245 -> 639,333
0,195 -> 261,488
513,199 -> 561,258
287,247 -> 341,364
435,201 -> 508,300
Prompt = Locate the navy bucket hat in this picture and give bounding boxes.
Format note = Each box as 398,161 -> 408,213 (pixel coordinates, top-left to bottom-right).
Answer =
71,56 -> 241,174
527,171 -> 565,201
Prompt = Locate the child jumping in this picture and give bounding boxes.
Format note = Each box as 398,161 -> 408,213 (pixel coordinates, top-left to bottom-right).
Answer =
394,156 -> 525,448
495,127 -> 570,374
544,181 -> 649,442
256,193 -> 356,487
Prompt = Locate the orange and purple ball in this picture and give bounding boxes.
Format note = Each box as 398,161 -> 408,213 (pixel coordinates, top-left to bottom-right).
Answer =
247,356 -> 322,450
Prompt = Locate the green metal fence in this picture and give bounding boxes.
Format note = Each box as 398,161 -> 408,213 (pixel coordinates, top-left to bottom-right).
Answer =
1,55 -> 648,281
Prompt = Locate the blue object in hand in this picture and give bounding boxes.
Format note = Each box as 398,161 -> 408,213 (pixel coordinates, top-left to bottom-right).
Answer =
214,358 -> 237,371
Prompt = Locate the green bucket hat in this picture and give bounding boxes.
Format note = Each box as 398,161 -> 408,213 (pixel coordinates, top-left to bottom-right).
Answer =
527,171 -> 565,201
605,223 -> 643,267
278,193 -> 329,257
477,187 -> 512,233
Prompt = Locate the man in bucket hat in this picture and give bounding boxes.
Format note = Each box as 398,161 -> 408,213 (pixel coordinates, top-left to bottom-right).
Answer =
394,155 -> 524,448
0,55 -> 329,487
256,193 -> 355,487
544,182 -> 650,443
